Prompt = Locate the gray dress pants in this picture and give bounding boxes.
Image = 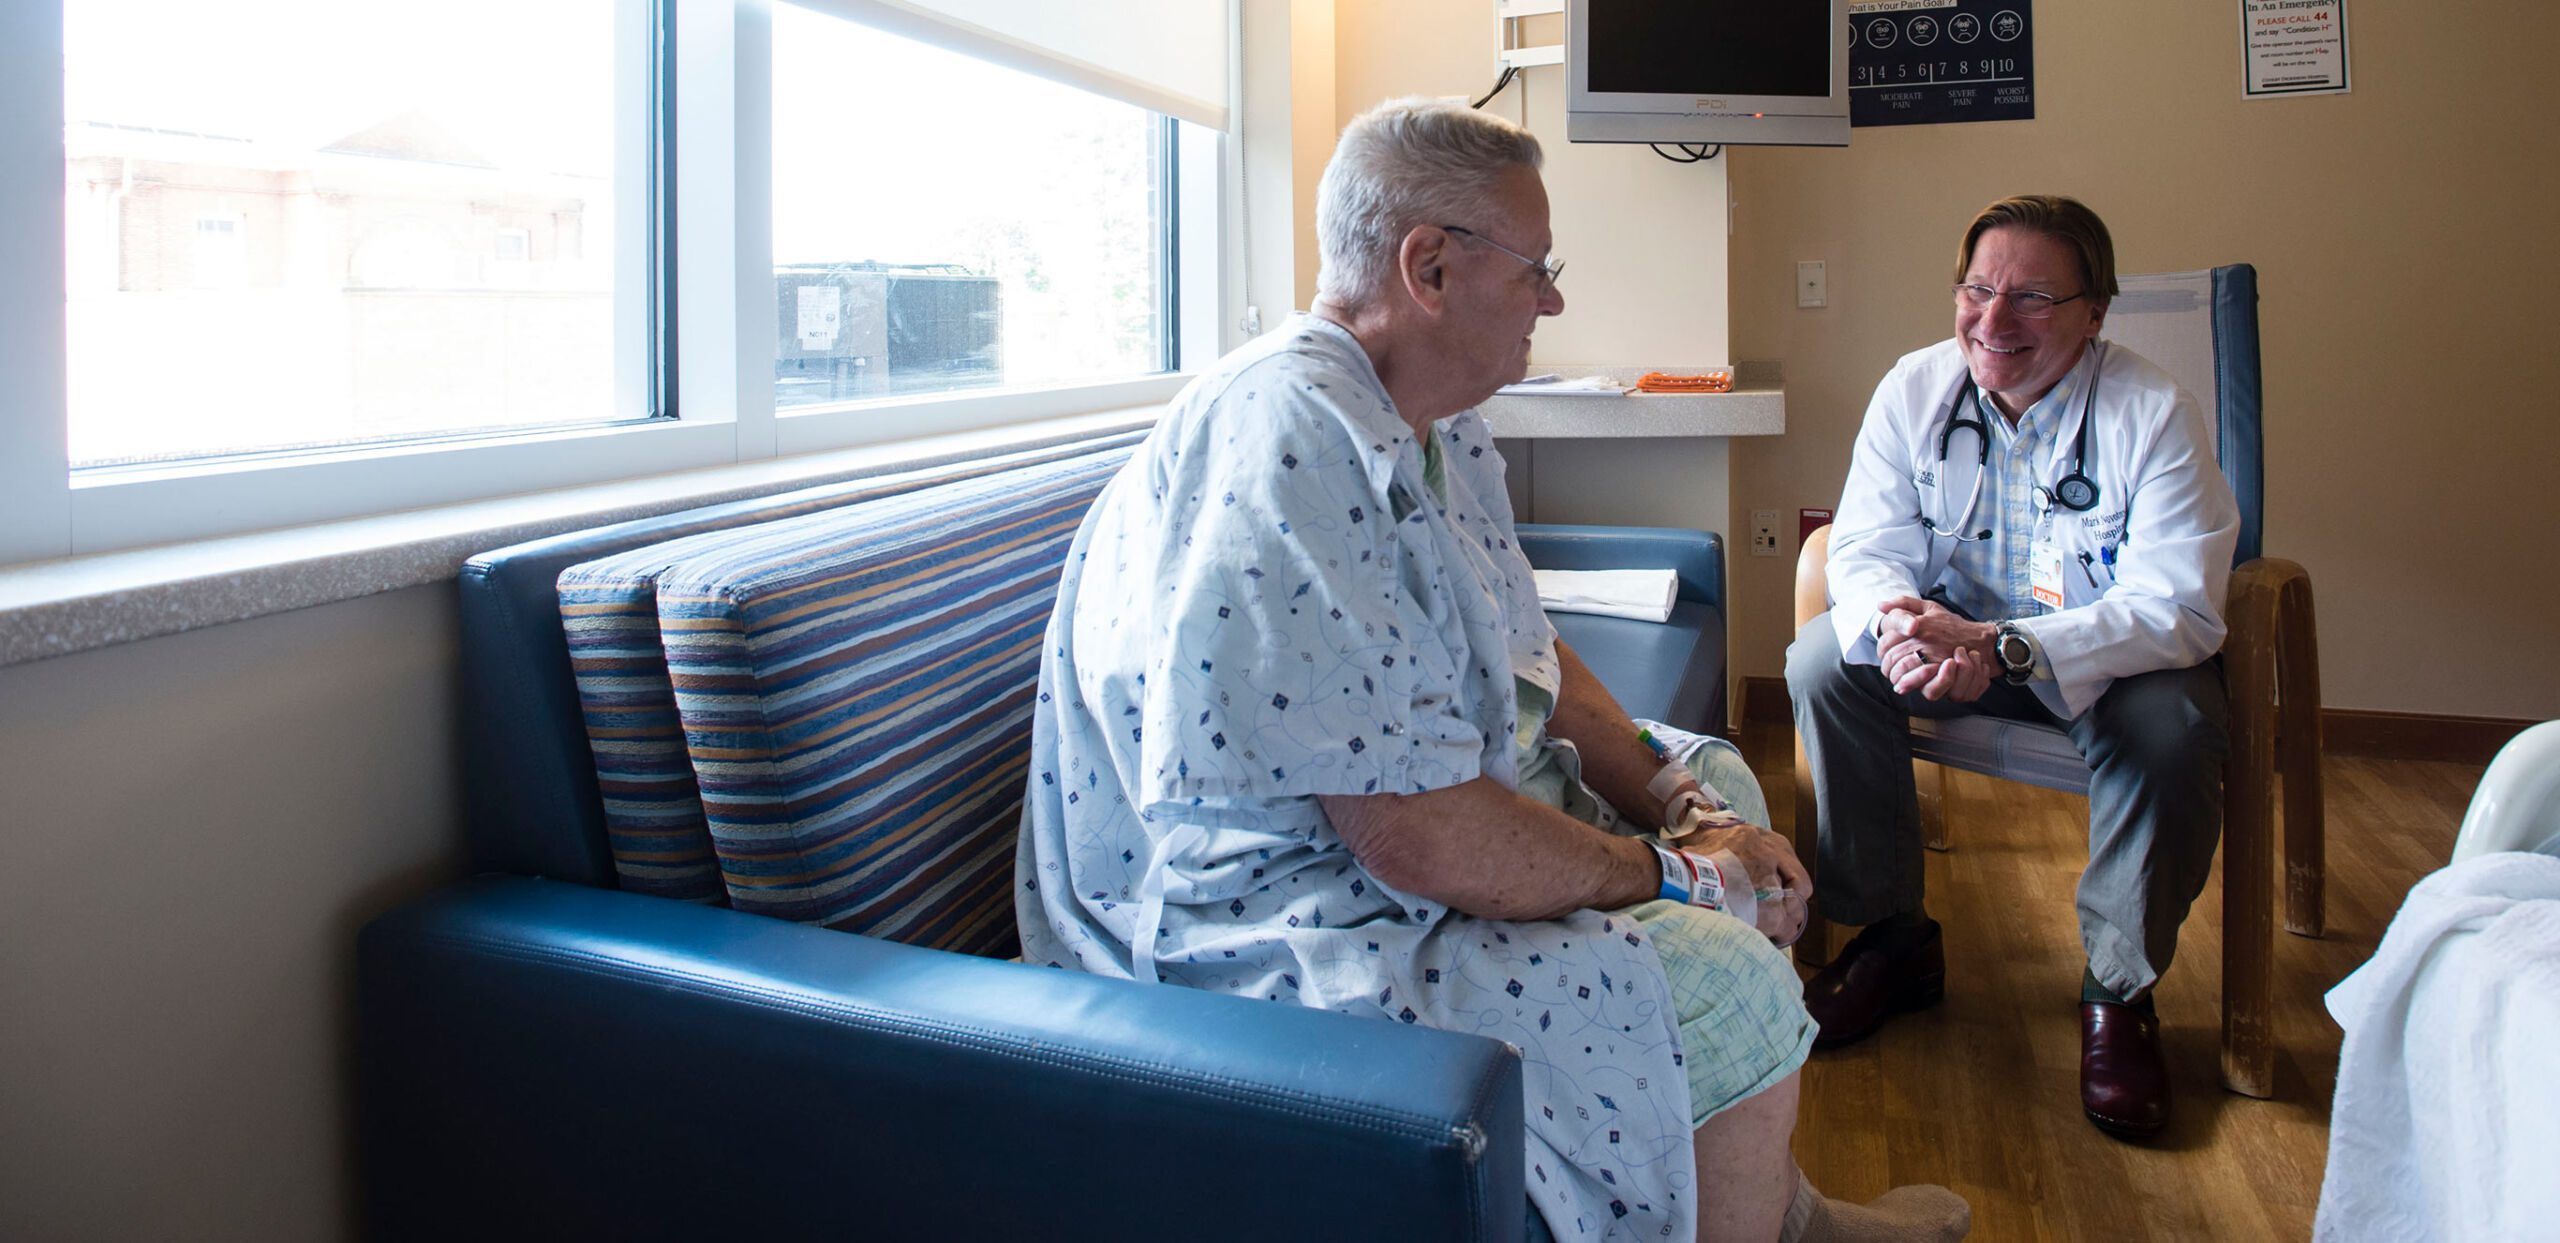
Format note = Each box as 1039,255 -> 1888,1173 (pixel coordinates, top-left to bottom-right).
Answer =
1784,614 -> 2228,997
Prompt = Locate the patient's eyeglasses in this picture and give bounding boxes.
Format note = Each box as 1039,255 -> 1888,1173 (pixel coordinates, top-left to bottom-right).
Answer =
1952,283 -> 2087,319
1440,225 -> 1564,291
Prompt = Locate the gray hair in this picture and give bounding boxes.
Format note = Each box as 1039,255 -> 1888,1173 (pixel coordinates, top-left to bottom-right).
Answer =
1314,97 -> 1544,308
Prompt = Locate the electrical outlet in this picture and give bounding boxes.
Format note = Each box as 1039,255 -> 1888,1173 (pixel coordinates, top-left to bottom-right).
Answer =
1796,260 -> 1827,308
1750,509 -> 1782,557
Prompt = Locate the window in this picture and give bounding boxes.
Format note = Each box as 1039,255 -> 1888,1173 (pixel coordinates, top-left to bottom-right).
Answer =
190,215 -> 245,289
61,0 -> 642,470
769,5 -> 1173,412
0,1 -> 1231,567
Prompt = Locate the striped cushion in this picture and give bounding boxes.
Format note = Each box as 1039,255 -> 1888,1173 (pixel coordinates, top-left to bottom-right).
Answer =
652,448 -> 1128,955
558,572 -> 723,902
558,436 -> 1142,903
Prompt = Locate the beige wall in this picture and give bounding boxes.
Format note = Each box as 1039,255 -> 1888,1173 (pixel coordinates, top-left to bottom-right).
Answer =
1331,1 -> 1745,549
1289,0 -> 1336,309
1240,0 -> 1333,331
1728,3 -> 2560,719
1331,3 -> 1734,370
0,586 -> 466,1241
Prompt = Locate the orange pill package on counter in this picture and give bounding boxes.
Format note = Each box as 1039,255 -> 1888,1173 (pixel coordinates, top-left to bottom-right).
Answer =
1634,370 -> 1733,393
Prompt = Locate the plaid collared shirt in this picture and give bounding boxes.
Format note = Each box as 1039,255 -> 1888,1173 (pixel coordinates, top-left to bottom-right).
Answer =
1941,348 -> 2096,628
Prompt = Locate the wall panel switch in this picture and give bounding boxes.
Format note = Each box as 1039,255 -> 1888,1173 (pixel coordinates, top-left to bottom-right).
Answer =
1750,509 -> 1782,557
1796,260 -> 1827,308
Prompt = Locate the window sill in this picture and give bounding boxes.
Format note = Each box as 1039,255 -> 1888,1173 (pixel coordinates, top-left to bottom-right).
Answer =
0,405 -> 1157,668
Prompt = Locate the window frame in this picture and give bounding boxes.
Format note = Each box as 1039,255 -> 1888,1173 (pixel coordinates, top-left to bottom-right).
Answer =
0,0 -> 1216,567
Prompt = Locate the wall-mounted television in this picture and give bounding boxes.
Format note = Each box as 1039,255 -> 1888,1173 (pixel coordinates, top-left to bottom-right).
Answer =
1566,0 -> 1849,148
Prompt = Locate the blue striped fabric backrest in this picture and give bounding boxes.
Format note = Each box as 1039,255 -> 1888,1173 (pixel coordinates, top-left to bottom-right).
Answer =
645,447 -> 1129,954
558,569 -> 721,902
557,440 -> 1142,905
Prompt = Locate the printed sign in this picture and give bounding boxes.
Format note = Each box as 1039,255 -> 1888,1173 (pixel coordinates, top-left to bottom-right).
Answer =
796,284 -> 841,352
2242,0 -> 2349,97
1850,0 -> 2034,128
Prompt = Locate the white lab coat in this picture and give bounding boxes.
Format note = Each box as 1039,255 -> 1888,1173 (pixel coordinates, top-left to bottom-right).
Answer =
1825,338 -> 2240,719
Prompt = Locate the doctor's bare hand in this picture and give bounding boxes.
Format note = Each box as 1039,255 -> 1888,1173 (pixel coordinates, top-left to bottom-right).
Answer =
1898,643 -> 1993,702
1879,595 -> 1997,665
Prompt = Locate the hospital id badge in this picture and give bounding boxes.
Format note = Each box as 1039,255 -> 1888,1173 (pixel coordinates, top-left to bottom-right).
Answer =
2030,538 -> 2067,609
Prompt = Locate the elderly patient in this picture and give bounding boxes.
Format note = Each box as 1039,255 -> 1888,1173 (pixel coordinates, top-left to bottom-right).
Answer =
1015,97 -> 1966,1243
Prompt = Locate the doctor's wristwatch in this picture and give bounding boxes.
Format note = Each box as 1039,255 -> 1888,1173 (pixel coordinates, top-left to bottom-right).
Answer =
1993,621 -> 2036,685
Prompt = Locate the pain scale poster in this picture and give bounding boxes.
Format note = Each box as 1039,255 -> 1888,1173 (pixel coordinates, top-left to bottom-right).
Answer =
1849,0 -> 2034,128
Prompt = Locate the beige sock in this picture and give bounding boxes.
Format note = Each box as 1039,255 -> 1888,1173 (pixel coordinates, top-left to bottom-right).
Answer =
1779,1169 -> 1971,1243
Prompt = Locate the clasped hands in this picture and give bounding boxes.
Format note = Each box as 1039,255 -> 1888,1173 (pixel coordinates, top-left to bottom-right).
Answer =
1876,594 -> 2000,703
1664,811 -> 1811,947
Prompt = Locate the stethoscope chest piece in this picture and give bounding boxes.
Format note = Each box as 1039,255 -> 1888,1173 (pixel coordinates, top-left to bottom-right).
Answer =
1943,344 -> 2107,529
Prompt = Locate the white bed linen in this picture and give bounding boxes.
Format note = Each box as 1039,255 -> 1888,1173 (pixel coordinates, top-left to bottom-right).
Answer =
2316,852 -> 2560,1242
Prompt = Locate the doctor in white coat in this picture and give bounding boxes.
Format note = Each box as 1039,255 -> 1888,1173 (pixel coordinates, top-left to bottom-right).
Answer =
1786,195 -> 2239,1139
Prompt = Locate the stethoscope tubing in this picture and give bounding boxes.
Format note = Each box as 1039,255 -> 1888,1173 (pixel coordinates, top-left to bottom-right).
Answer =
1923,342 -> 2103,540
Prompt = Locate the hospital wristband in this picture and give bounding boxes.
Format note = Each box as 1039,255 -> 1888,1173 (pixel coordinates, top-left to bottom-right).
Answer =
1650,842 -> 1729,909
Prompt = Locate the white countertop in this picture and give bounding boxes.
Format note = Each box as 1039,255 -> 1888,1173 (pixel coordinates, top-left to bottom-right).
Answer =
1478,363 -> 1784,439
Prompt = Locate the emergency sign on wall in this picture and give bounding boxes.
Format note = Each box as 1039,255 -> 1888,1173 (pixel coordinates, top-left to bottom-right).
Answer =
2241,0 -> 2349,98
1849,0 -> 2035,128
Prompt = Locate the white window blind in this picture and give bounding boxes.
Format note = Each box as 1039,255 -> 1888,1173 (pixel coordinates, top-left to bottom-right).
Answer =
788,0 -> 1231,130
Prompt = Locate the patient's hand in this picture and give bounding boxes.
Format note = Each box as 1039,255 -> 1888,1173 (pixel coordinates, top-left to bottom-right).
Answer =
1762,887 -> 1811,948
1666,820 -> 1813,944
1667,821 -> 1810,945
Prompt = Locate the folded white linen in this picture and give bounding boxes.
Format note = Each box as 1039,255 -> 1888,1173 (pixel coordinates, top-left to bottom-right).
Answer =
1533,568 -> 1678,623
2314,851 -> 2560,1242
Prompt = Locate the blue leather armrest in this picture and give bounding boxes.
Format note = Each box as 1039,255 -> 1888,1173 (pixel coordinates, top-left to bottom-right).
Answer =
1515,524 -> 1727,735
1545,603 -> 1726,734
359,877 -> 1525,1242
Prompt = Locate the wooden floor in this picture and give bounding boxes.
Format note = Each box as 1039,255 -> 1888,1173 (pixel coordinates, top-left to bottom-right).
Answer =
1734,720 -> 2486,1242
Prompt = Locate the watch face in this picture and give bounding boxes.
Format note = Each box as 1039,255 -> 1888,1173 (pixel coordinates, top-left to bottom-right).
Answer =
1998,630 -> 2032,669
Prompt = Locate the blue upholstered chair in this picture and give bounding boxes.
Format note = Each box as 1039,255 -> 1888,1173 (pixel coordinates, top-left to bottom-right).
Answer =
1517,523 -> 1728,737
358,438 -> 1533,1241
1790,265 -> 2324,1098
356,430 -> 1732,1240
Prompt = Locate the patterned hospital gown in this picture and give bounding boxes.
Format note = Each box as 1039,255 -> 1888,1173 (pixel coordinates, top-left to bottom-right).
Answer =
1017,315 -> 1705,1238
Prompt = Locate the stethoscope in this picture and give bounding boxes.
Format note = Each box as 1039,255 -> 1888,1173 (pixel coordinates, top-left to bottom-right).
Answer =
1918,342 -> 2103,542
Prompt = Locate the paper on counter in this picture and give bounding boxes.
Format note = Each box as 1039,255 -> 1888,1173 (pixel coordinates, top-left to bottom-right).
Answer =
1495,374 -> 1629,397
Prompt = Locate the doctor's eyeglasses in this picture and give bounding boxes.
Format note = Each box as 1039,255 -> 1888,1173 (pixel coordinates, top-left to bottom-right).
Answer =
1441,225 -> 1565,291
1952,283 -> 2087,319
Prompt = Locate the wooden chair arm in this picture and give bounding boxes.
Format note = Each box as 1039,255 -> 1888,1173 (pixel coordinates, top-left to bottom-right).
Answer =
2221,554 -> 2326,952
2223,557 -> 2311,642
2221,556 -> 2321,741
1789,523 -> 1835,965
1794,524 -> 1834,630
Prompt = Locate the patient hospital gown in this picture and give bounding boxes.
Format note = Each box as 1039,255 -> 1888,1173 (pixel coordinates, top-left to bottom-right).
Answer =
1018,315 -> 1749,1239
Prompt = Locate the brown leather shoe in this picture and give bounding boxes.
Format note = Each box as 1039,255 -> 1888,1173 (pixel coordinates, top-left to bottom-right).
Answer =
1803,918 -> 1944,1049
2080,1000 -> 2170,1138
